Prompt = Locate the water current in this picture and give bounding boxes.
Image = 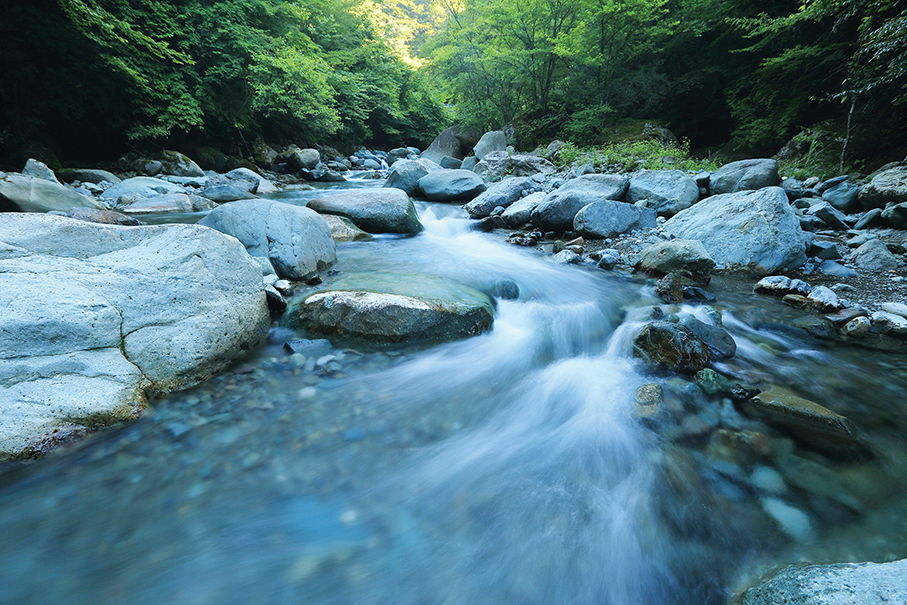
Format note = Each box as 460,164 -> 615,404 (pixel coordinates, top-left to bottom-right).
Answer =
2,178 -> 907,604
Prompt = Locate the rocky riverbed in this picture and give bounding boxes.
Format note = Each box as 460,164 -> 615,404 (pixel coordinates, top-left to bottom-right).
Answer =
2,131 -> 907,604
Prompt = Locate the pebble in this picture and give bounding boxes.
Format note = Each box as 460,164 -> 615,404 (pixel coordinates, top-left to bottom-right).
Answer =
842,316 -> 872,338
881,302 -> 907,319
761,497 -> 814,542
289,353 -> 307,368
750,466 -> 787,494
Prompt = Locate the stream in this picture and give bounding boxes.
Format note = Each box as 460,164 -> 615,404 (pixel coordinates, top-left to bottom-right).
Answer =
2,178 -> 907,604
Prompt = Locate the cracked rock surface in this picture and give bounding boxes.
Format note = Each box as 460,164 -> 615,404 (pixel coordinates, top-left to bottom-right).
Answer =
0,213 -> 270,460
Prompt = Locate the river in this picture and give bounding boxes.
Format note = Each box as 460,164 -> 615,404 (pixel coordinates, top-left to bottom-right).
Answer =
1,177 -> 906,604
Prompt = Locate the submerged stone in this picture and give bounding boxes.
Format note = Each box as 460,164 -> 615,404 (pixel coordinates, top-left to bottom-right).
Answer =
288,273 -> 494,343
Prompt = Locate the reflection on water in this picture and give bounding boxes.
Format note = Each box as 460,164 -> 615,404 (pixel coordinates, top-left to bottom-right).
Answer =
1,185 -> 907,604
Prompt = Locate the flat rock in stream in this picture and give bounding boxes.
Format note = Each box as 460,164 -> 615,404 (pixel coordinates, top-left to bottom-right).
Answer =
0,213 -> 271,460
288,273 -> 494,343
307,188 -> 423,235
742,387 -> 869,457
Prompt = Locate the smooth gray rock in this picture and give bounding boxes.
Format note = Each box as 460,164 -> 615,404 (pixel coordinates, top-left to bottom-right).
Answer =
101,176 -> 184,201
226,167 -> 279,194
22,159 -> 60,184
822,180 -> 861,211
501,192 -> 545,227
709,159 -> 780,194
461,156 -> 479,171
854,208 -> 885,229
289,272 -> 494,343
807,240 -> 841,260
386,147 -> 411,166
199,184 -> 257,203
473,151 -> 556,181
321,215 -> 373,242
422,126 -> 466,164
473,131 -> 507,160
156,150 -> 205,177
780,178 -> 804,202
0,214 -> 270,460
735,559 -> 907,605
307,188 -> 423,234
440,157 -> 462,170
881,201 -> 907,229
531,174 -> 630,232
199,200 -> 336,279
859,166 -> 907,209
624,170 -> 699,216
277,146 -> 321,172
0,173 -> 102,213
849,238 -> 898,271
384,158 -> 442,196
818,260 -> 858,277
881,301 -> 907,318
121,193 -> 194,214
678,314 -> 736,359
65,208 -> 142,226
464,177 -> 542,218
638,239 -> 716,282
417,169 -> 487,202
58,168 -> 122,185
663,187 -> 807,274
806,201 -> 850,230
554,249 -> 581,264
573,200 -> 656,239
807,285 -> 841,311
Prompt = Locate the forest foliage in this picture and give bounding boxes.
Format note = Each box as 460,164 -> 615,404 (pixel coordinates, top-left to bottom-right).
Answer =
0,0 -> 905,167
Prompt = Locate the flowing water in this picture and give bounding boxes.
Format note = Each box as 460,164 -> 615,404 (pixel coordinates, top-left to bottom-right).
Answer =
2,178 -> 907,604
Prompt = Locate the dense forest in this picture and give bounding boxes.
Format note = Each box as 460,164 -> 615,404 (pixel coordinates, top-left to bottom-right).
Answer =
1,0 -> 905,170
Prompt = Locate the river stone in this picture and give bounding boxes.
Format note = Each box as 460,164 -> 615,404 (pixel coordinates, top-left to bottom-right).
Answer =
822,180 -> 861,211
624,170 -> 699,216
858,165 -> 907,209
870,311 -> 907,335
121,193 -> 194,214
638,239 -> 716,283
735,559 -> 907,605
422,126 -> 466,164
226,167 -> 279,194
743,387 -> 867,456
417,169 -> 487,202
386,147 -> 411,166
709,159 -> 780,194
321,215 -> 372,242
531,174 -> 630,232
574,200 -> 656,239
0,173 -> 102,213
473,151 -> 556,181
277,146 -> 321,172
384,158 -> 442,196
678,315 -> 736,359
199,200 -> 336,279
662,187 -> 807,275
464,177 -> 542,218
440,157 -> 462,170
58,168 -> 122,185
880,201 -> 907,229
199,184 -> 257,203
23,159 -> 60,184
806,285 -> 841,312
0,214 -> 270,460
806,201 -> 850,230
881,301 -> 907,318
501,192 -> 545,227
289,273 -> 494,343
632,321 -> 712,371
307,188 -> 423,235
156,150 -> 205,177
65,207 -> 142,226
473,131 -> 507,160
842,316 -> 872,338
848,238 -> 898,271
101,176 -> 184,202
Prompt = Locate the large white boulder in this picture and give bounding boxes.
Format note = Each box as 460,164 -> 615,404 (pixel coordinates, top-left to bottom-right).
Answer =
0,214 -> 270,460
199,200 -> 336,279
623,169 -> 699,216
662,187 -> 807,274
0,173 -> 102,213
